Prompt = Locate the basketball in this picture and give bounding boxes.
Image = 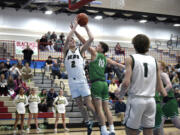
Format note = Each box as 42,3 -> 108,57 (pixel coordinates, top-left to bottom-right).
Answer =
77,13 -> 88,26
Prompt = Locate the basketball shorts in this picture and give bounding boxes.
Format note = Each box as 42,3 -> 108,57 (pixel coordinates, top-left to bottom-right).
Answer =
124,96 -> 156,129
162,98 -> 179,118
69,82 -> 91,99
91,81 -> 109,101
155,103 -> 163,128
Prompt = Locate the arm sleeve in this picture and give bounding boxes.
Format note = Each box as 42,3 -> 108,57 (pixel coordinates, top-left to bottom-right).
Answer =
37,96 -> 41,104
53,97 -> 58,106
14,95 -> 18,105
64,97 -> 68,106
25,96 -> 29,106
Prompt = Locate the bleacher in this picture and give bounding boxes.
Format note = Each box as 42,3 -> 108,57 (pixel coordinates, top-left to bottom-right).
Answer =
0,69 -> 124,129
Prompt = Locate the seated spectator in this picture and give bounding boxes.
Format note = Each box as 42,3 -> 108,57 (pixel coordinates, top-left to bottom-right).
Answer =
60,63 -> 68,79
0,62 -> 8,78
21,63 -> 33,82
45,56 -> 53,72
39,35 -> 48,51
14,75 -> 28,94
38,89 -> 48,112
57,57 -> 62,65
52,60 -> 61,79
105,63 -> 114,84
50,31 -> 57,41
5,58 -> 12,70
9,64 -> 21,79
7,75 -> 16,98
0,74 -> 8,96
17,60 -> 23,71
47,88 -> 58,112
172,73 -> 180,89
115,99 -> 126,121
109,79 -> 118,100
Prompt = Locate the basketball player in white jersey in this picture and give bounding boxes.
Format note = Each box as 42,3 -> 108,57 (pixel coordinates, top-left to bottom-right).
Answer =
64,18 -> 96,135
118,34 -> 168,135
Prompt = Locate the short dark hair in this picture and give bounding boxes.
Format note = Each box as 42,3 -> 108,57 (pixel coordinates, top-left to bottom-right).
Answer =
100,42 -> 109,53
132,34 -> 150,54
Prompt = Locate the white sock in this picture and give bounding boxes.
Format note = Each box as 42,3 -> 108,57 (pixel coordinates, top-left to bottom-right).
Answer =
109,124 -> 115,133
101,125 -> 108,133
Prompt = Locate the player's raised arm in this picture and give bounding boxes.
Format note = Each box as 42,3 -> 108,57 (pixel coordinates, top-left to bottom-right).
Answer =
80,25 -> 94,54
74,27 -> 96,60
64,18 -> 78,56
107,58 -> 125,69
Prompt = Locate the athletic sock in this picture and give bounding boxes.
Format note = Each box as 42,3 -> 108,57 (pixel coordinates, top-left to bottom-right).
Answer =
109,124 -> 115,133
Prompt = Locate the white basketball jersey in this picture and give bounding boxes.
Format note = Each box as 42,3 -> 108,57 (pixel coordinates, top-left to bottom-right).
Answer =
128,54 -> 157,97
64,48 -> 87,84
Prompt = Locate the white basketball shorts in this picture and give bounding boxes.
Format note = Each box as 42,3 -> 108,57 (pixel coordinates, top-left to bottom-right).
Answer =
124,96 -> 156,129
69,82 -> 91,99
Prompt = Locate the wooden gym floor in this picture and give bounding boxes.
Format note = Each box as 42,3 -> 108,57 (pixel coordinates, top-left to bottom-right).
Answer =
0,127 -> 179,135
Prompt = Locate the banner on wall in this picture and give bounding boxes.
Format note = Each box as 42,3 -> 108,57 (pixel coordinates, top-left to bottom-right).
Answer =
15,41 -> 38,55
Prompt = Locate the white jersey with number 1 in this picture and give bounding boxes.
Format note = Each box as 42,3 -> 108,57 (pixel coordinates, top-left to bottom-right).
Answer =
128,54 -> 157,97
64,48 -> 87,84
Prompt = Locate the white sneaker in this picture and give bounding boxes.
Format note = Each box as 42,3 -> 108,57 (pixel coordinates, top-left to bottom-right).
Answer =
64,128 -> 69,132
13,130 -> 17,135
36,128 -> 41,133
21,130 -> 25,133
101,131 -> 110,135
54,128 -> 57,133
26,128 -> 30,133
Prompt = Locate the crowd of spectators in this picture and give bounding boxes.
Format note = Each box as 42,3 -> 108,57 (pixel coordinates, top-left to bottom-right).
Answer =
44,56 -> 68,79
0,59 -> 32,98
39,31 -> 65,52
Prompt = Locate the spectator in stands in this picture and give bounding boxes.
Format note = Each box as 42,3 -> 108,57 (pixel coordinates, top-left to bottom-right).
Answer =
50,31 -> 57,41
172,73 -> 180,89
17,60 -> 23,71
60,63 -> 68,79
54,33 -> 65,52
52,60 -> 61,79
0,62 -> 8,78
38,89 -> 48,112
9,64 -> 21,79
39,35 -> 48,51
5,58 -> 12,70
21,63 -> 33,82
53,89 -> 69,132
105,63 -> 114,84
13,87 -> 28,134
115,98 -> 126,121
84,61 -> 89,76
57,57 -> 62,65
47,88 -> 58,112
0,74 -> 8,96
7,75 -> 16,98
14,75 -> 28,94
22,45 -> 34,66
109,79 -> 118,100
45,56 -> 53,72
115,42 -> 124,55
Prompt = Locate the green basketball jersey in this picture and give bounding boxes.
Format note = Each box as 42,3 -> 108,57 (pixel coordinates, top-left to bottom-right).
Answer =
89,53 -> 107,82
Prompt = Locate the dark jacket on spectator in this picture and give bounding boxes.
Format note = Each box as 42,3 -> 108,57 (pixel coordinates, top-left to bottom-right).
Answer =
115,101 -> 126,114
